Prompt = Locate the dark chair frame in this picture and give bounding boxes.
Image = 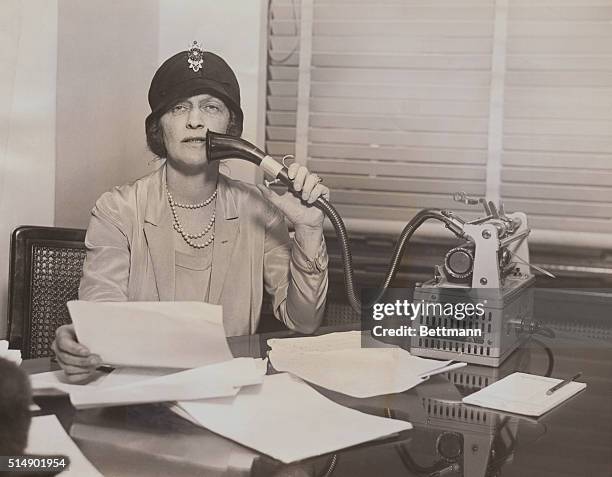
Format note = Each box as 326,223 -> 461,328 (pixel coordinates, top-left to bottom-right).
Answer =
7,225 -> 86,358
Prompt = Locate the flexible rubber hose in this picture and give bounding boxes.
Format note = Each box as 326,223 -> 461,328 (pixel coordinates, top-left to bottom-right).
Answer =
312,198 -> 463,314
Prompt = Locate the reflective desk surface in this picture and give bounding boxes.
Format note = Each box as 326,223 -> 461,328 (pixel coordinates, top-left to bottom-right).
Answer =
24,289 -> 612,477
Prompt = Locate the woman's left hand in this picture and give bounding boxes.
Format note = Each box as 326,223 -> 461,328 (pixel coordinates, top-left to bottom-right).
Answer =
256,163 -> 330,229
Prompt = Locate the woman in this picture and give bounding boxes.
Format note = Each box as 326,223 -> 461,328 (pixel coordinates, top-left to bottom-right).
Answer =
52,45 -> 330,381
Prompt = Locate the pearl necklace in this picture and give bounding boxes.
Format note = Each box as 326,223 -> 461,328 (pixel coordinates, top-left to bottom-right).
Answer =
166,184 -> 216,249
171,188 -> 217,209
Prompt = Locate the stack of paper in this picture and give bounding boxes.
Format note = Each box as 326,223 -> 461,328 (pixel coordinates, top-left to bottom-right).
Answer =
29,302 -> 271,409
26,415 -> 103,476
268,331 -> 466,398
463,372 -> 587,416
0,340 -> 22,365
70,358 -> 267,409
173,373 -> 412,463
30,358 -> 267,409
68,300 -> 233,368
30,366 -> 172,395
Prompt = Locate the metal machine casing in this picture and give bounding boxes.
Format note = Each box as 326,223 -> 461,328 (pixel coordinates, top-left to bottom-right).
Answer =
410,283 -> 534,366
409,207 -> 536,367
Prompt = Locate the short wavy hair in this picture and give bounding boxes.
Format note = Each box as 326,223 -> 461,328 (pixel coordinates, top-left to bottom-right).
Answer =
146,108 -> 241,158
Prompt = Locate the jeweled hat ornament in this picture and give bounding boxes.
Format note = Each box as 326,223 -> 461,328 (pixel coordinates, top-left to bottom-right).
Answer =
145,41 -> 244,136
187,40 -> 204,72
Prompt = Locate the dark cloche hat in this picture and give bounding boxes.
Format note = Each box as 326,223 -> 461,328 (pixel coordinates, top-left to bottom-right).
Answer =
145,41 -> 243,136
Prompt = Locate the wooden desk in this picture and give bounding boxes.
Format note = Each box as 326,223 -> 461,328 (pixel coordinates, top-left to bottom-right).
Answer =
23,291 -> 612,477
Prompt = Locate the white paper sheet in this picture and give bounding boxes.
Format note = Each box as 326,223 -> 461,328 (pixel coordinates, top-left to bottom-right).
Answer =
0,339 -> 22,365
267,330 -> 363,352
86,366 -> 177,388
268,332 -> 466,398
68,300 -> 233,368
30,359 -> 267,408
174,373 -> 412,464
26,415 -> 103,477
30,367 -> 172,395
70,358 -> 267,409
462,372 -> 587,416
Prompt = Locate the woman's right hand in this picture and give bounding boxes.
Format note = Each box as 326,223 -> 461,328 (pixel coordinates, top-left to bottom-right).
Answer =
51,324 -> 101,382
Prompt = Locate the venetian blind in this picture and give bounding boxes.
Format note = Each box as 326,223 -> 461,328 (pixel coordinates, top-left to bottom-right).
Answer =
266,0 -> 612,246
501,0 -> 612,236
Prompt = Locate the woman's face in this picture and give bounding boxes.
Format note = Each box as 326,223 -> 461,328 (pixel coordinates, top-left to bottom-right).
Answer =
160,93 -> 230,169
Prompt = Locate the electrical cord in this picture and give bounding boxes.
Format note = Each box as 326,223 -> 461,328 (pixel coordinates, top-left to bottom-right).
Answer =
532,325 -> 556,339
527,337 -> 555,377
524,321 -> 556,339
319,454 -> 338,477
512,317 -> 556,340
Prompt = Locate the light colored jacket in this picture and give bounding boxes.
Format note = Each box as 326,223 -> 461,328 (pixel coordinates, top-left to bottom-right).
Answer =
78,165 -> 328,336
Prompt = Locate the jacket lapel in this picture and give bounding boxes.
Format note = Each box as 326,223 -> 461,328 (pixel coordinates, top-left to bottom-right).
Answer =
209,175 -> 239,305
143,166 -> 175,301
